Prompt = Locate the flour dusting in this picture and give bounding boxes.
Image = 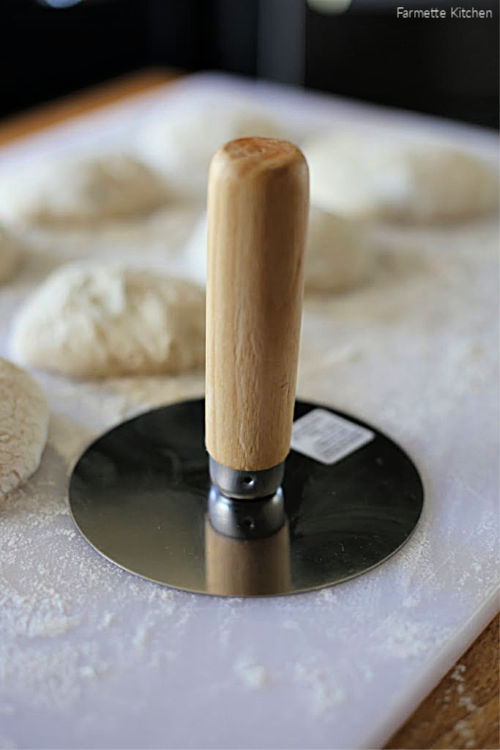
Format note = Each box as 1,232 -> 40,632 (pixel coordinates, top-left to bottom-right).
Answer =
294,663 -> 346,715
0,83 -> 497,749
234,659 -> 269,690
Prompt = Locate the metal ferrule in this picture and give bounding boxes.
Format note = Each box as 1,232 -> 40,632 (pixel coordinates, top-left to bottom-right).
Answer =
208,457 -> 286,538
208,486 -> 285,539
208,457 -> 285,500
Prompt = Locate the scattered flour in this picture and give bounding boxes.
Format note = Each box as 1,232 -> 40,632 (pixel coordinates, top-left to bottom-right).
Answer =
294,663 -> 346,715
451,663 -> 466,682
458,694 -> 478,713
455,719 -> 476,748
234,659 -> 269,690
450,663 -> 478,714
0,436 -> 193,715
375,614 -> 452,660
132,625 -> 150,648
402,594 -> 419,608
99,612 -> 115,629
317,588 -> 339,605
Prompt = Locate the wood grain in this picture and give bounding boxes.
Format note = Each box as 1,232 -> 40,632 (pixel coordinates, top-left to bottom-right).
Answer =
385,614 -> 499,749
0,68 -> 496,748
205,137 -> 309,470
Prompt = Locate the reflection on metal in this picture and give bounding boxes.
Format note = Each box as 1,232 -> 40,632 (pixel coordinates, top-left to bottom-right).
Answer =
68,398 -> 424,597
208,486 -> 286,539
307,0 -> 352,14
205,518 -> 291,596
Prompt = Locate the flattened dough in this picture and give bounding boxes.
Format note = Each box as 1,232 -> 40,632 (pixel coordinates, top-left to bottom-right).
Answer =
0,153 -> 171,225
181,206 -> 376,293
140,100 -> 287,195
305,133 -> 498,223
11,264 -> 205,379
0,358 -> 49,498
0,225 -> 20,283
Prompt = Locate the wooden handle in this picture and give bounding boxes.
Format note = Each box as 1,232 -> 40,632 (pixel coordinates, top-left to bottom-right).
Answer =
205,137 -> 309,471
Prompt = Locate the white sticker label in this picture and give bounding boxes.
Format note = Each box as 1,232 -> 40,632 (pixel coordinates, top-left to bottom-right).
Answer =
291,408 -> 375,465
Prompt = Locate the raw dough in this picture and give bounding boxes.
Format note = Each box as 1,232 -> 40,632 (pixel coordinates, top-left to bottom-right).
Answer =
181,206 -> 376,293
304,132 -> 499,223
0,358 -> 49,498
139,100 -> 288,196
305,206 -> 376,292
0,153 -> 171,225
181,213 -> 209,285
0,224 -> 20,282
11,264 -> 205,379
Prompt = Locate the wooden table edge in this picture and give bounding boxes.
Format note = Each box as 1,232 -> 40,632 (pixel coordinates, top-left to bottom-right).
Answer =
0,67 -> 179,147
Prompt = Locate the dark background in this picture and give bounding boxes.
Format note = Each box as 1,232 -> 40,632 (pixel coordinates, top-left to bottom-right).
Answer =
1,0 -> 498,128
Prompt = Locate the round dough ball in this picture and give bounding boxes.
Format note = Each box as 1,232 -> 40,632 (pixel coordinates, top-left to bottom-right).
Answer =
1,153 -> 171,225
305,206 -> 376,292
305,132 -> 498,223
0,224 -> 20,283
180,207 -> 376,293
140,101 -> 287,196
180,213 -> 208,286
11,264 -> 205,379
0,358 -> 49,498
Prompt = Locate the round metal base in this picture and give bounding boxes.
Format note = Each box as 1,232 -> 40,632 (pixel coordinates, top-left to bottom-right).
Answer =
68,399 -> 424,597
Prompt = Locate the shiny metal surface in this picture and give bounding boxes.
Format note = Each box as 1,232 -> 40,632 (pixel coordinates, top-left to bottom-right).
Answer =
208,457 -> 285,500
68,398 -> 424,597
208,486 -> 285,538
205,519 -> 291,596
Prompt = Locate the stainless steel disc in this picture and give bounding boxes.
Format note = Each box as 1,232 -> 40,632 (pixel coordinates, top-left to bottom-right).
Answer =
68,399 -> 424,597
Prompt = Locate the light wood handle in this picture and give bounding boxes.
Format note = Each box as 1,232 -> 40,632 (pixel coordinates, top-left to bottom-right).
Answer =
205,137 -> 309,471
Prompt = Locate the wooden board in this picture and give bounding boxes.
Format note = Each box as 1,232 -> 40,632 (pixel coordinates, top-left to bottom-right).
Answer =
386,615 -> 499,749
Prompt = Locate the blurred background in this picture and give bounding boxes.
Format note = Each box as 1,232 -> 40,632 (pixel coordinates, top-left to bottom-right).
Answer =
2,0 -> 498,128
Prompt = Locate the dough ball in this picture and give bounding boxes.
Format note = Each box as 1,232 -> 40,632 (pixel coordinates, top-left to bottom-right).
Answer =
180,213 -> 208,286
140,101 -> 287,195
304,133 -> 498,223
0,358 -> 49,498
0,224 -> 20,283
0,153 -> 171,225
11,264 -> 205,379
180,207 -> 375,293
305,206 -> 376,292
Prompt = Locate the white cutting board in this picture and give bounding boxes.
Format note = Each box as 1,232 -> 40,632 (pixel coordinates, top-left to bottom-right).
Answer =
0,74 -> 498,750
